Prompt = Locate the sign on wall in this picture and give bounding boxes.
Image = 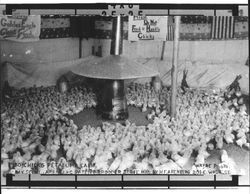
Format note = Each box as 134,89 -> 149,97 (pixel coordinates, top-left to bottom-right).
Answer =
0,15 -> 41,42
128,16 -> 168,41
102,4 -> 143,16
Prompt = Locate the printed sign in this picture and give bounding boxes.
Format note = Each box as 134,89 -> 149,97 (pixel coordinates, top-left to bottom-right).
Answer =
128,16 -> 168,41
101,4 -> 143,16
0,15 -> 41,42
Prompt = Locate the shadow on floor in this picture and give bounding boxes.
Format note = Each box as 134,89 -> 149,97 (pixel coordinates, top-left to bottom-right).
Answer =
66,106 -> 151,128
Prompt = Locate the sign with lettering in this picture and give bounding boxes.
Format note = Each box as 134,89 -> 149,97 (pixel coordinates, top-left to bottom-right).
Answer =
101,4 -> 143,16
128,16 -> 168,41
0,15 -> 41,42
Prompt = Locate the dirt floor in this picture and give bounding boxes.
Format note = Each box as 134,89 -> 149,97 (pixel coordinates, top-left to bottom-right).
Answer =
66,106 -> 151,128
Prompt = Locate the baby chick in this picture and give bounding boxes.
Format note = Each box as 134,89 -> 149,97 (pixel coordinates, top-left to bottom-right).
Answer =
109,156 -> 122,171
118,151 -> 135,172
236,137 -> 247,147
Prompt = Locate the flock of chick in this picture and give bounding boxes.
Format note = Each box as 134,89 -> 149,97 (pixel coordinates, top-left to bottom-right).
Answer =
1,82 -> 249,176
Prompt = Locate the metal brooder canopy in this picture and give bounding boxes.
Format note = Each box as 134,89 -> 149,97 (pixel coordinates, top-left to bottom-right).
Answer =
71,55 -> 159,80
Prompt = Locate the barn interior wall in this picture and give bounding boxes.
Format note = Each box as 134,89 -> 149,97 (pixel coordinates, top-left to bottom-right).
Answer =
1,38 -> 248,65
0,38 -> 249,93
0,38 -> 79,64
95,39 -> 248,65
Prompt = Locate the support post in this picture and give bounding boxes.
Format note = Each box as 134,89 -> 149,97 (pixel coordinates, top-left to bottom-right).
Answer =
160,41 -> 166,60
170,16 -> 181,118
160,16 -> 168,60
79,37 -> 82,58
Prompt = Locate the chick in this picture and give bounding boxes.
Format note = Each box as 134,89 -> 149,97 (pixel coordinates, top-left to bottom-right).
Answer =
93,155 -> 109,170
195,154 -> 205,164
236,137 -> 247,147
154,159 -> 181,172
38,144 -> 45,153
23,150 -> 32,161
134,158 -> 149,171
215,136 -> 224,149
147,110 -> 156,121
172,153 -> 189,168
207,143 -> 214,151
224,133 -> 235,144
142,104 -> 147,112
220,150 -> 229,163
109,156 -> 122,171
236,129 -> 246,139
118,151 -> 135,172
13,151 -> 24,164
158,151 -> 169,165
66,146 -> 74,161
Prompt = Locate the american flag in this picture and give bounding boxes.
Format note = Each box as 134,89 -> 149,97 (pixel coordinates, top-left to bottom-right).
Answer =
211,16 -> 235,39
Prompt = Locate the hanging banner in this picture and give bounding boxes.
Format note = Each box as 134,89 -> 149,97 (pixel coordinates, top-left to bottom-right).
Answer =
0,15 -> 41,42
128,16 -> 168,41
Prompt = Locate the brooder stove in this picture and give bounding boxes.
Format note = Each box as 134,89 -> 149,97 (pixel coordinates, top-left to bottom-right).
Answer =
71,15 -> 159,120
99,16 -> 127,120
99,79 -> 128,120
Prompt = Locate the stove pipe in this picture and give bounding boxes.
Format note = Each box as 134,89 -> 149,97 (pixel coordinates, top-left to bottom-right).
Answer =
110,15 -> 123,55
98,16 -> 128,120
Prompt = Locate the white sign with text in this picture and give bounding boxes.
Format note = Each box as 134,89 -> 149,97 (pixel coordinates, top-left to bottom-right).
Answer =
128,15 -> 168,41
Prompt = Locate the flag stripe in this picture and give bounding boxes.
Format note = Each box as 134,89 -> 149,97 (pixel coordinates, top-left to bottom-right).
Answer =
217,16 -> 221,39
221,16 -> 225,39
214,16 -> 217,39
166,16 -> 236,41
228,17 -> 232,38
211,16 -> 235,39
231,17 -> 235,38
225,16 -> 228,39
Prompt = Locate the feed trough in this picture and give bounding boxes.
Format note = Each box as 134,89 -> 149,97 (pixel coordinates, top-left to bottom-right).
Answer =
71,16 -> 159,120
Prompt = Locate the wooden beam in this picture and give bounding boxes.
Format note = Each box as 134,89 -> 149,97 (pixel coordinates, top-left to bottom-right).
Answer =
170,16 -> 181,118
160,41 -> 166,60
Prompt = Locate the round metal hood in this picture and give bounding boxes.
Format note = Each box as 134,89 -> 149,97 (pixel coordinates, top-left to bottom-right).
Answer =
71,55 -> 159,80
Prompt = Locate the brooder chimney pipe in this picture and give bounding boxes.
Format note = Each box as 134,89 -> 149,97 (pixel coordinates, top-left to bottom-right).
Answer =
110,15 -> 123,55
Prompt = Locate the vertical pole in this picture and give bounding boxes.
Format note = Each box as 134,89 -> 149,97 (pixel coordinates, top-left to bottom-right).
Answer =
160,16 -> 168,60
160,41 -> 166,60
110,15 -> 123,55
79,37 -> 82,58
170,16 -> 181,118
